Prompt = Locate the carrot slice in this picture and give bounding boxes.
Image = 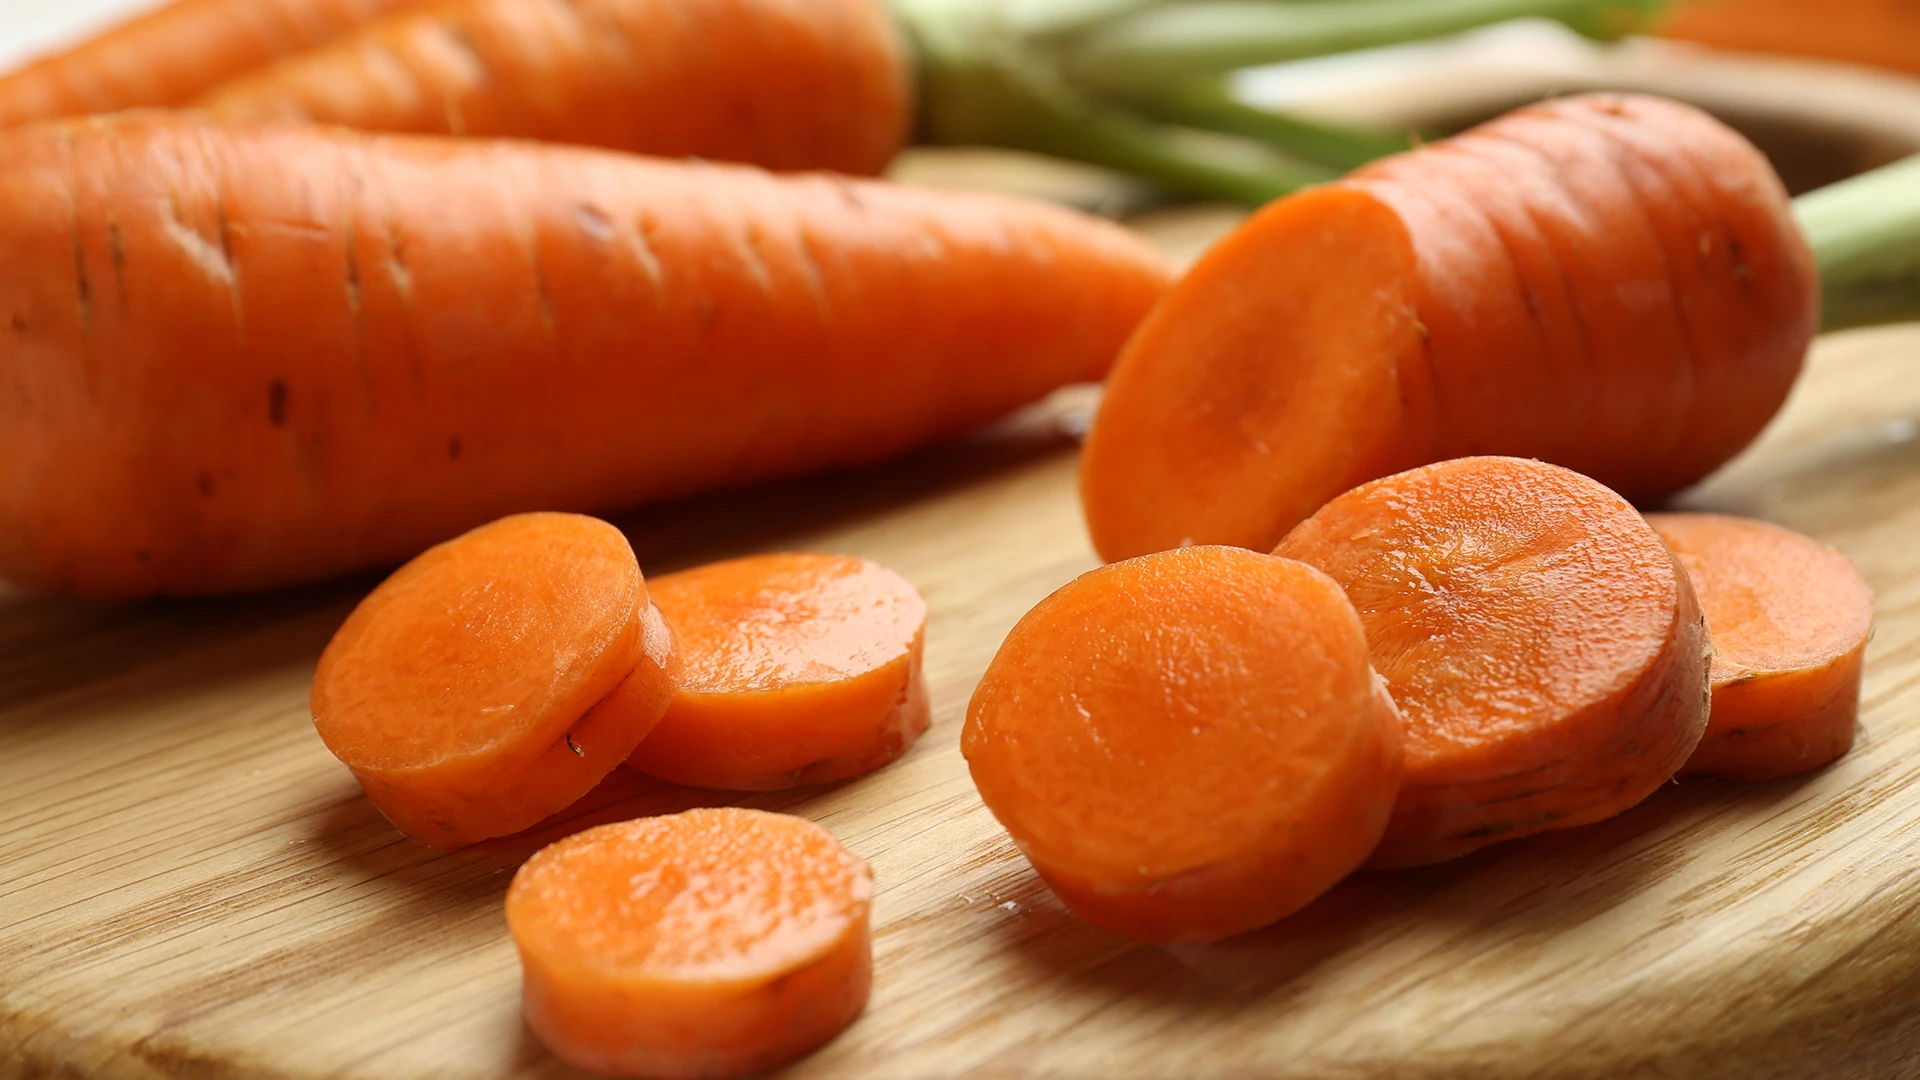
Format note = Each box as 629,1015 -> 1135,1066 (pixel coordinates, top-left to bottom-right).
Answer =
1274,457 -> 1710,869
1647,512 -> 1874,780
627,553 -> 929,791
962,546 -> 1403,944
506,808 -> 872,1078
1080,184 -> 1433,562
310,512 -> 664,848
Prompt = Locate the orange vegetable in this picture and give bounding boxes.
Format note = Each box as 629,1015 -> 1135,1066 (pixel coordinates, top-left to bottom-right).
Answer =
1274,457 -> 1711,869
197,0 -> 909,176
0,114 -> 1171,598
1080,92 -> 1818,562
628,553 -> 929,791
1648,512 -> 1874,780
963,546 -> 1403,944
0,0 -> 419,128
310,512 -> 676,848
506,808 -> 872,1078
1662,0 -> 1920,76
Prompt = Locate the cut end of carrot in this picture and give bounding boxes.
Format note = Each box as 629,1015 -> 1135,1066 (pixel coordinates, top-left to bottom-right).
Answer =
1079,184 -> 1429,564
963,546 -> 1403,944
311,512 -> 650,848
628,553 -> 929,791
506,807 -> 872,1078
1649,512 -> 1873,780
1276,458 -> 1710,869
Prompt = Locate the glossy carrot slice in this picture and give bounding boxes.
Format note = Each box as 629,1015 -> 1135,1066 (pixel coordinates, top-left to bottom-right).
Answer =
963,546 -> 1404,944
1275,457 -> 1710,869
506,807 -> 873,1078
1648,512 -> 1874,780
626,553 -> 928,791
311,512 -> 665,847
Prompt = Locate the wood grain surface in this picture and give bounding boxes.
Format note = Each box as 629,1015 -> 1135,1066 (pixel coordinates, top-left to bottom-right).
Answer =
9,53 -> 1920,1080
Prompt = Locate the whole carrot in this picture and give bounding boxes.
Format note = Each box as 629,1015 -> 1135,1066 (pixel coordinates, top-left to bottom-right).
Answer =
1080,92 -> 1819,562
0,115 -> 1171,598
1661,0 -> 1920,75
197,0 -> 911,176
0,0 -> 421,128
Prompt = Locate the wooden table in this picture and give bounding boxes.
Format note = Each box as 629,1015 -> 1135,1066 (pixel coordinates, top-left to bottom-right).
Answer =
9,39 -> 1920,1080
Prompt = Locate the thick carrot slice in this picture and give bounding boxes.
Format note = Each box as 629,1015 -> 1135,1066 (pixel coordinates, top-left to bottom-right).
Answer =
0,0 -> 419,128
197,0 -> 910,176
1274,457 -> 1710,869
627,553 -> 928,791
310,512 -> 666,848
963,546 -> 1403,944
1080,185 -> 1433,561
1080,93 -> 1817,563
0,114 -> 1170,598
507,808 -> 872,1078
1648,512 -> 1874,780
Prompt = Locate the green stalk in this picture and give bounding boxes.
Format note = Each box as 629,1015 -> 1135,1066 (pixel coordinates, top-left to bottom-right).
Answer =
897,0 -> 1338,204
1063,0 -> 1669,95
1795,155 -> 1920,332
1117,78 -> 1418,171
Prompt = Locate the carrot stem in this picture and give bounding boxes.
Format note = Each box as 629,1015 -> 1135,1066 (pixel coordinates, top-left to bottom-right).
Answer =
1794,154 -> 1920,332
901,0 -> 1336,203
1117,78 -> 1418,171
1059,0 -> 1670,94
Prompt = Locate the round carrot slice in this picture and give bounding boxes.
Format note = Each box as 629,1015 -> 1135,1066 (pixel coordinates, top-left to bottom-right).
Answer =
1080,184 -> 1434,564
962,546 -> 1404,945
1275,457 -> 1711,869
626,553 -> 929,791
1648,512 -> 1874,780
506,808 -> 873,1079
311,512 -> 656,848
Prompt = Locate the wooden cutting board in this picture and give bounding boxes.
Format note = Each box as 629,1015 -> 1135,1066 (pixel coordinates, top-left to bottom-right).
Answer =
9,51 -> 1920,1080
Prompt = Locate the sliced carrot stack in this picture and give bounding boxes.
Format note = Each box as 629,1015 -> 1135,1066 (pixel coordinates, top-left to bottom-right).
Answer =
311,512 -> 672,848
963,546 -> 1404,944
627,553 -> 929,791
1648,512 -> 1874,780
1275,457 -> 1711,869
506,808 -> 873,1078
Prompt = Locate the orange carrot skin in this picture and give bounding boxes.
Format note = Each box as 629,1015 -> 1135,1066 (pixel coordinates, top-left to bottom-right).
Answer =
1080,93 -> 1816,564
1649,512 -> 1874,780
0,0 -> 420,128
1662,0 -> 1920,75
197,0 -> 910,176
0,115 -> 1172,598
628,553 -> 930,791
507,808 -> 873,1078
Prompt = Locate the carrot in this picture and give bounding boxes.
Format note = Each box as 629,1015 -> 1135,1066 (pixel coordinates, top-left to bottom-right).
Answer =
626,553 -> 929,792
1647,512 -> 1874,780
1273,457 -> 1710,869
0,0 -> 421,128
1661,0 -> 1920,75
506,807 -> 872,1079
1079,92 -> 1819,563
0,114 -> 1171,598
195,0 -> 910,176
962,546 -> 1403,944
310,512 -> 677,849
